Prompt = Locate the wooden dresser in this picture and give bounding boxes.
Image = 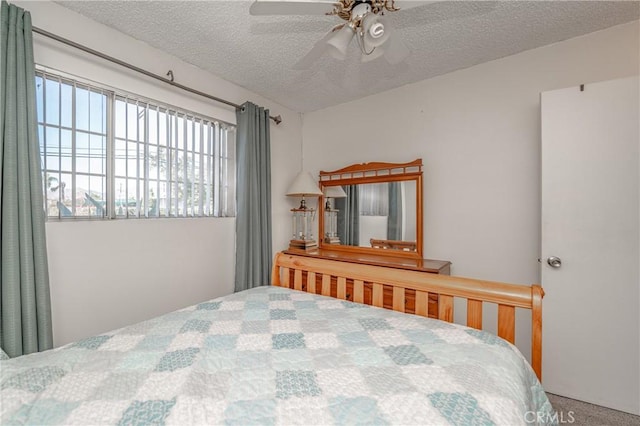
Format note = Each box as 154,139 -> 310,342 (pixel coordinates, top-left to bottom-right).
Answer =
282,249 -> 452,318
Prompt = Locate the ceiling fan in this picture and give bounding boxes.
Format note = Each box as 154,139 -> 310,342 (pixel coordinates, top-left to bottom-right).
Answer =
250,0 -> 433,69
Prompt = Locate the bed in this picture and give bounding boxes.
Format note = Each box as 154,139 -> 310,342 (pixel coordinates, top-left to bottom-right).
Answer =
1,252 -> 553,425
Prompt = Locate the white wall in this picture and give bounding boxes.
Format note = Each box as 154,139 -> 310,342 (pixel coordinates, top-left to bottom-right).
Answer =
45,219 -> 235,346
16,1 -> 302,346
303,21 -> 639,357
359,216 -> 388,247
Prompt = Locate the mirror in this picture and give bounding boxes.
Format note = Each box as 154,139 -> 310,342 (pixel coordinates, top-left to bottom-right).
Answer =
319,159 -> 423,258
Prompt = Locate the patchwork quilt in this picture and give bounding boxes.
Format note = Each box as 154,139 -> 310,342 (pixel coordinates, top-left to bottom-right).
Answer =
1,286 -> 555,425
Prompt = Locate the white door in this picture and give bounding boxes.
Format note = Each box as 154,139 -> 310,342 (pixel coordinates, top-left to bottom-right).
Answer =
541,76 -> 639,415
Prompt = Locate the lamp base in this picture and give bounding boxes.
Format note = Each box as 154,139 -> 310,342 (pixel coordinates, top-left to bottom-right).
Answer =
324,236 -> 342,245
289,239 -> 318,251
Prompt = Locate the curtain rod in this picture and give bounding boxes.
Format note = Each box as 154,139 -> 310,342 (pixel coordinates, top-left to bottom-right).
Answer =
32,26 -> 282,125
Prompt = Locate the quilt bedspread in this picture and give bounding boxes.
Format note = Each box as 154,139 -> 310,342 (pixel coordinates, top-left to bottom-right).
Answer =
1,286 -> 555,425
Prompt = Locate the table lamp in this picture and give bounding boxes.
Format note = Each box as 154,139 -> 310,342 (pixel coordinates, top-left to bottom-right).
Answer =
286,171 -> 323,251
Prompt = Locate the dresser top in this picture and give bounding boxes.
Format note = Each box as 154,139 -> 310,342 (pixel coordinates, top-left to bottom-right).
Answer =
282,249 -> 451,274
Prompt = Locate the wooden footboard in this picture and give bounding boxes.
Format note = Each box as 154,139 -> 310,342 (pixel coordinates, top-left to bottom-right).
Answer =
272,252 -> 544,381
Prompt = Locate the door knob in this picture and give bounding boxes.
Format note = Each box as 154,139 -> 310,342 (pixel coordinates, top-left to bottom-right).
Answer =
547,256 -> 562,268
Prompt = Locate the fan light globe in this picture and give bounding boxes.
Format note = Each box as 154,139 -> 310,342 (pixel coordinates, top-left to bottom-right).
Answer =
370,22 -> 384,38
326,25 -> 355,60
363,14 -> 390,48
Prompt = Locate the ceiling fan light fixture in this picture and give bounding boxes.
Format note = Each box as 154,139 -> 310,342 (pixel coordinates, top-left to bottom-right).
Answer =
250,0 -> 416,68
326,24 -> 355,60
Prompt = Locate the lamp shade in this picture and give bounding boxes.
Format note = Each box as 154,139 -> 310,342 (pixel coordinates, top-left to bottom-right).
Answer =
324,186 -> 347,198
286,171 -> 323,197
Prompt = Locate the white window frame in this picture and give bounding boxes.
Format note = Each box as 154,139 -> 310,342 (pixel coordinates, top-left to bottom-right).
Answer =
36,70 -> 236,220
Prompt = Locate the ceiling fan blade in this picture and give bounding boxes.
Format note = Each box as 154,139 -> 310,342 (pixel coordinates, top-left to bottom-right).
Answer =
292,28 -> 340,70
393,1 -> 438,11
383,34 -> 410,65
250,0 -> 340,16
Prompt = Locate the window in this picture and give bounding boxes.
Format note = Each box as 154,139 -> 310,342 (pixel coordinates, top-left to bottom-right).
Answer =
36,71 -> 235,219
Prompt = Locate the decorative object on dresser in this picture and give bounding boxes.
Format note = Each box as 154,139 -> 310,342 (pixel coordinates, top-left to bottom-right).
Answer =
286,171 -> 323,251
323,185 -> 348,244
319,159 -> 423,258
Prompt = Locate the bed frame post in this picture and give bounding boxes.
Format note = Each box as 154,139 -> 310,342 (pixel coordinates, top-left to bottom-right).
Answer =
532,284 -> 544,382
272,253 -> 283,286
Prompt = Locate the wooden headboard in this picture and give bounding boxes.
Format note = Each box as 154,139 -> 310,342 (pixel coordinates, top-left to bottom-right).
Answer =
272,252 -> 544,381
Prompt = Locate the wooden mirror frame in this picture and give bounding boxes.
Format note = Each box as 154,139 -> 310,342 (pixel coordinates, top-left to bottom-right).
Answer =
318,159 -> 423,259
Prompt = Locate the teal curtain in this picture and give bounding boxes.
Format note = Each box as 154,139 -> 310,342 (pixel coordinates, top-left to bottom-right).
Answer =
1,1 -> 53,357
234,102 -> 272,292
336,185 -> 359,246
387,182 -> 402,240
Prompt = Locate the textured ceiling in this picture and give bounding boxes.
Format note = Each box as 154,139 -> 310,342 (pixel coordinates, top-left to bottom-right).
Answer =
55,1 -> 639,112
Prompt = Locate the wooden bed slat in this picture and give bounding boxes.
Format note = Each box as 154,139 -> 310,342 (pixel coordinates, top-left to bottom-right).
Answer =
337,277 -> 347,300
415,290 -> 429,317
293,269 -> 303,291
467,299 -> 483,330
274,253 -> 533,308
438,295 -> 454,322
321,274 -> 331,296
498,304 -> 516,344
372,283 -> 383,307
307,271 -> 316,294
272,252 -> 544,381
353,280 -> 364,303
393,287 -> 405,313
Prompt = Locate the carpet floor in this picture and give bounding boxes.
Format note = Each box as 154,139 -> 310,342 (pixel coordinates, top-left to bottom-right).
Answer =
547,393 -> 640,426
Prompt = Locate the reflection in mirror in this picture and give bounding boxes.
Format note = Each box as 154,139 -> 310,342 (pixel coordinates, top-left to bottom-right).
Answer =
319,159 -> 423,259
331,181 -> 417,250
322,186 -> 347,245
